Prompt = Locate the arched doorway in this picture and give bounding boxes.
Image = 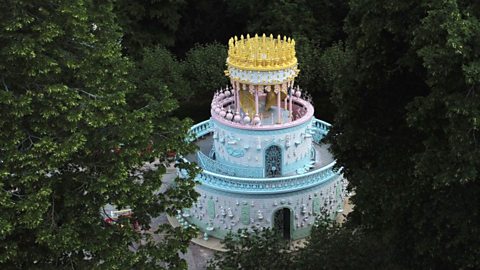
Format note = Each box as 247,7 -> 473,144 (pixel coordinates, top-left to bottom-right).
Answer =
273,208 -> 291,240
265,145 -> 282,177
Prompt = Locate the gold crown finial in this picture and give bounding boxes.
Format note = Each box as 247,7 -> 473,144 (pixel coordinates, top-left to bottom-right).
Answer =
226,33 -> 297,72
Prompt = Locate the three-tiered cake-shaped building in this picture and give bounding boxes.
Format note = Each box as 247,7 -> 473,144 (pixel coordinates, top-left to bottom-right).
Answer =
180,34 -> 346,240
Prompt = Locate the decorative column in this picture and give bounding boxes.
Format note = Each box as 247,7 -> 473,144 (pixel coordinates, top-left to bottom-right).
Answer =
276,85 -> 281,124
252,86 -> 261,125
225,33 -> 300,125
255,87 -> 259,116
236,82 -> 240,114
232,83 -> 237,111
233,82 -> 242,122
289,82 -> 293,121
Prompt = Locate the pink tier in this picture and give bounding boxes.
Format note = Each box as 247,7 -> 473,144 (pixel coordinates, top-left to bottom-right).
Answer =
210,95 -> 314,131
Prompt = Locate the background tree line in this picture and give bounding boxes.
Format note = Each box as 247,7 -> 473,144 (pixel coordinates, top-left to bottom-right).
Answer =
114,0 -> 348,123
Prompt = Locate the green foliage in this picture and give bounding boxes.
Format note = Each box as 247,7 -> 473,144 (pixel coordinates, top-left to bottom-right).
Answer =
131,46 -> 191,103
0,1 -> 199,268
183,43 -> 228,99
179,43 -> 228,121
296,40 -> 353,121
296,218 -> 387,270
174,0 -> 235,55
128,43 -> 227,122
115,0 -> 186,55
226,0 -> 347,47
326,0 -> 480,268
405,1 -> 480,267
207,229 -> 293,270
125,43 -> 228,122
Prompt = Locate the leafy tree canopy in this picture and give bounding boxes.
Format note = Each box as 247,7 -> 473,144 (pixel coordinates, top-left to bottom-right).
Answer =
326,0 -> 480,268
0,1 -> 199,268
207,228 -> 293,270
115,0 -> 186,55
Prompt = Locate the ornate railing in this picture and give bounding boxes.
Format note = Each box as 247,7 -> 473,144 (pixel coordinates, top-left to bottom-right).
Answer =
311,118 -> 331,143
198,161 -> 339,194
188,120 -> 213,141
197,151 -> 264,178
211,96 -> 315,131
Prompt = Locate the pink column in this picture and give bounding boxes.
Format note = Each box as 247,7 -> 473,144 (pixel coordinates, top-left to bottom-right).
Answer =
289,82 -> 293,121
232,84 -> 237,111
255,87 -> 259,116
277,86 -> 281,124
236,82 -> 240,113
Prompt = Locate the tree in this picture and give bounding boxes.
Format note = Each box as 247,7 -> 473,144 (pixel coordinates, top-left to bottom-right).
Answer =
178,43 -> 228,122
296,40 -> 352,122
326,0 -> 480,268
207,229 -> 293,270
295,216 -> 387,270
0,1 -> 198,268
174,0 -> 236,55
405,1 -> 480,267
131,46 -> 191,103
114,0 -> 187,56
225,0 -> 347,46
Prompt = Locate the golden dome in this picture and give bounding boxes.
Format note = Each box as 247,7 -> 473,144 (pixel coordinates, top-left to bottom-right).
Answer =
226,33 -> 297,72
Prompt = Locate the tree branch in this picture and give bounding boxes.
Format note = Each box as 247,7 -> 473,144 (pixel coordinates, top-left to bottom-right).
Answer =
70,88 -> 101,99
51,192 -> 56,229
1,77 -> 9,92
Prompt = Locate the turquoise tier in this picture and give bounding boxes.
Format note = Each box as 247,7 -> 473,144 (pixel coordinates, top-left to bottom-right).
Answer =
181,118 -> 345,240
211,115 -> 315,178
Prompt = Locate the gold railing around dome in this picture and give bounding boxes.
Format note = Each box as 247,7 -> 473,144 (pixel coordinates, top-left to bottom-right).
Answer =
226,34 -> 297,72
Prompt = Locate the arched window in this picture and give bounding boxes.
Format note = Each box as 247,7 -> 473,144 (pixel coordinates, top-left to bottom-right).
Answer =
265,145 -> 282,177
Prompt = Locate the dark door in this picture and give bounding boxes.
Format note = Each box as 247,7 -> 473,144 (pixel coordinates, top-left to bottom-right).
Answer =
273,208 -> 291,240
265,145 -> 281,177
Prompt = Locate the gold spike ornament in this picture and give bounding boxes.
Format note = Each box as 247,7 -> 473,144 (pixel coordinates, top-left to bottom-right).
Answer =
226,33 -> 297,71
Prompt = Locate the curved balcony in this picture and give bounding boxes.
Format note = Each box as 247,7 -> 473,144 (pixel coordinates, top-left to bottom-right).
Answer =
186,118 -> 339,194
189,120 -> 213,140
211,93 -> 314,131
197,151 -> 264,178
311,118 -> 331,143
197,161 -> 339,194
